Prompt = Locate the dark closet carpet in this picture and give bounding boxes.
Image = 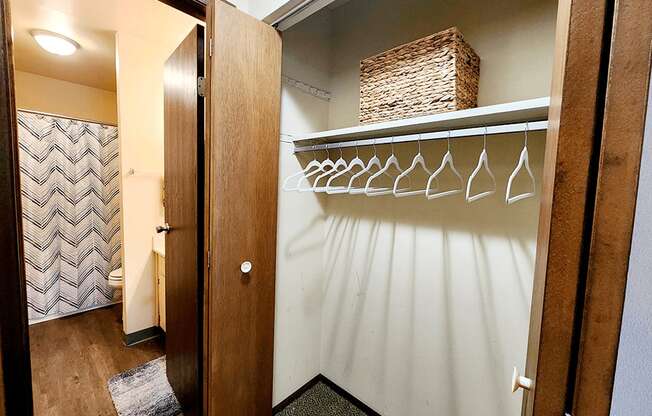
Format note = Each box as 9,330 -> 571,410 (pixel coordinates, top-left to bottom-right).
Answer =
274,382 -> 369,416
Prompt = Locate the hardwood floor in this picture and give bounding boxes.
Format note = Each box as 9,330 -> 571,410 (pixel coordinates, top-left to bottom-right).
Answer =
29,304 -> 164,416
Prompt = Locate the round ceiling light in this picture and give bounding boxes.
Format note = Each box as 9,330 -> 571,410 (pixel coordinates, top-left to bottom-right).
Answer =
30,30 -> 80,56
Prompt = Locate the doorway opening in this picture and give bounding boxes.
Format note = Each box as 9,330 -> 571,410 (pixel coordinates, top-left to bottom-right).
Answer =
8,0 -> 204,414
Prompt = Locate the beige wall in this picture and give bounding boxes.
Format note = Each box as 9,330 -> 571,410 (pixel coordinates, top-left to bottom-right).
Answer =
14,70 -> 117,125
117,31 -> 164,334
328,0 -> 558,129
116,21 -> 198,335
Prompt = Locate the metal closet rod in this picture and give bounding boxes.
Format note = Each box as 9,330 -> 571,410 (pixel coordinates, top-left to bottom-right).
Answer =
293,120 -> 548,153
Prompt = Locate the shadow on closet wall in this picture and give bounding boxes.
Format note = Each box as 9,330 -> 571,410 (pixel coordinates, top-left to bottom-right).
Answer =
314,131 -> 544,416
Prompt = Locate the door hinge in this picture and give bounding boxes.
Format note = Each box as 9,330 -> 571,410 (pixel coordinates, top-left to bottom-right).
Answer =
197,76 -> 206,97
209,37 -> 213,58
207,250 -> 210,269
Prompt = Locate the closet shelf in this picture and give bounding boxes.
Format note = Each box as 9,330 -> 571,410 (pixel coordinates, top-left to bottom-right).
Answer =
292,96 -> 550,149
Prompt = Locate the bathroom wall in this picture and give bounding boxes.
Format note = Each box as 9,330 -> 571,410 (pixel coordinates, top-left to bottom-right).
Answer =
610,68 -> 652,416
116,14 -> 199,335
14,70 -> 117,125
276,0 -> 557,414
8,0 -> 201,334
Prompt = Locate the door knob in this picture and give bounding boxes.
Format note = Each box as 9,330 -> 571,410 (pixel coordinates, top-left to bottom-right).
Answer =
156,223 -> 171,234
240,261 -> 253,274
512,367 -> 534,393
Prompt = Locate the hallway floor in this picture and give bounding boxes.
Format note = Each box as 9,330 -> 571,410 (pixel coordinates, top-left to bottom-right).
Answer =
29,305 -> 164,416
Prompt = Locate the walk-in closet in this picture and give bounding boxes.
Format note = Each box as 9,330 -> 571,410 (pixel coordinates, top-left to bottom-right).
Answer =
273,0 -> 557,415
6,0 -> 647,415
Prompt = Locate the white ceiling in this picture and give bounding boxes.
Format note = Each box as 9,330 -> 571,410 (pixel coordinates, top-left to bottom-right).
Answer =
10,0 -> 200,92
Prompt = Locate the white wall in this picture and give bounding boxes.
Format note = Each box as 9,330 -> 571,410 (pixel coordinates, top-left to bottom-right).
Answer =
274,144 -> 326,403
321,136 -> 544,416
273,9 -> 331,404
228,0 -> 251,14
275,0 -> 557,414
247,0 -> 301,21
610,69 -> 652,416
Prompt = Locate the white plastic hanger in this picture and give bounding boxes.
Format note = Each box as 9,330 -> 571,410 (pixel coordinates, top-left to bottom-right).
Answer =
425,131 -> 464,200
296,146 -> 334,192
393,135 -> 432,197
313,146 -> 349,192
505,123 -> 536,204
365,137 -> 404,196
347,140 -> 386,195
326,142 -> 365,194
465,127 -> 497,202
282,146 -> 323,192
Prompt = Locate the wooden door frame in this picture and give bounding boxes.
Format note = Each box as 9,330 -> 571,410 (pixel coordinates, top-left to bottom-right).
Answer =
158,0 -> 206,20
523,0 -> 615,414
0,1 -> 32,415
572,0 -> 652,414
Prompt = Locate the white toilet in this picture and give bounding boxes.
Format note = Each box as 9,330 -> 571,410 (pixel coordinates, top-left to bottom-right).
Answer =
108,268 -> 123,288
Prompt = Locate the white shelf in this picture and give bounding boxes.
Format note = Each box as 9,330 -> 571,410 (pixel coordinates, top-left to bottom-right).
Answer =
292,97 -> 550,147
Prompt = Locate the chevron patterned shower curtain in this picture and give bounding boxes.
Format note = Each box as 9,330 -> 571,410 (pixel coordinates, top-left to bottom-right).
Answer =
17,111 -> 122,321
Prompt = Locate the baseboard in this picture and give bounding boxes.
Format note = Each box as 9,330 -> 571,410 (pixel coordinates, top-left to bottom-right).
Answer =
273,374 -> 322,413
28,301 -> 122,325
123,326 -> 164,347
272,374 -> 382,416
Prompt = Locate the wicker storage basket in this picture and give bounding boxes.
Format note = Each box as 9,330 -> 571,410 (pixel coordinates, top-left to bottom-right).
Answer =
359,27 -> 480,124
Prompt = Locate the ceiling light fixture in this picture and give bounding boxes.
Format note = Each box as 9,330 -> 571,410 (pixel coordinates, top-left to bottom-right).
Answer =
30,30 -> 80,56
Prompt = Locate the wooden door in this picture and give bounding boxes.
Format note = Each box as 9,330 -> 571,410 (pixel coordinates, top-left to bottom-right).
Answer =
163,25 -> 204,416
204,2 -> 282,414
571,1 -> 652,414
521,1 -> 613,414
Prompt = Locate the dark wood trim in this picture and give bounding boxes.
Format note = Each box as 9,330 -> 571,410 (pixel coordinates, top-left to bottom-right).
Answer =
523,0 -> 613,414
155,0 -> 237,21
122,326 -> 164,347
195,24 -> 206,416
157,0 -> 206,21
272,375 -> 322,412
318,375 -> 382,416
0,0 -> 33,414
272,374 -> 382,416
202,3 -> 214,413
572,1 -> 652,414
